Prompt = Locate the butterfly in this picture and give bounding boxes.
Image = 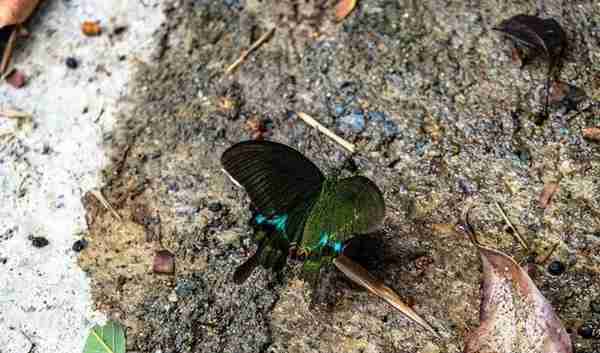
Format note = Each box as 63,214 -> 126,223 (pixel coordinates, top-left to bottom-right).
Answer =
221,140 -> 436,335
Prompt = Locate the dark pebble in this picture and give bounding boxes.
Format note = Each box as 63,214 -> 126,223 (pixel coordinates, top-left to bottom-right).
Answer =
578,325 -> 595,339
31,237 -> 49,248
72,239 -> 88,252
208,202 -> 222,212
547,260 -> 566,276
0,257 -> 7,264
591,299 -> 600,314
65,57 -> 78,69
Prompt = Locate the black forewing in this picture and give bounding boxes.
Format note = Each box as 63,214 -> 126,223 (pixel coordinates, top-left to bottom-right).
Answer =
221,140 -> 325,217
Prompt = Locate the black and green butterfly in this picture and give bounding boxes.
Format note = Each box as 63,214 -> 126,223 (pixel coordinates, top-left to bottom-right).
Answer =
221,140 -> 436,335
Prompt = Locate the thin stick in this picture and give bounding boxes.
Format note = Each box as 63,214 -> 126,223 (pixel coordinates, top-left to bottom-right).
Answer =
225,28 -> 275,75
296,112 -> 356,153
90,189 -> 122,222
0,27 -> 17,74
333,254 -> 438,336
538,242 -> 559,264
0,109 -> 32,119
495,201 -> 529,250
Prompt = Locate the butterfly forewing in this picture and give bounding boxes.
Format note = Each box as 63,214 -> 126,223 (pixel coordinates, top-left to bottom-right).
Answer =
221,140 -> 325,216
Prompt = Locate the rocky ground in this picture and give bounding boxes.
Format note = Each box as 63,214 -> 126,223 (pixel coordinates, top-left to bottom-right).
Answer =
78,1 -> 599,352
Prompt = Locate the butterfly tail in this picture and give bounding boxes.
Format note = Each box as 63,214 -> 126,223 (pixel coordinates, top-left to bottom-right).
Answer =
233,250 -> 261,284
233,228 -> 289,284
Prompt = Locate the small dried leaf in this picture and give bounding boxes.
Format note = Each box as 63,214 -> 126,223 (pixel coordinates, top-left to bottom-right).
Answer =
539,182 -> 559,209
494,14 -> 566,61
0,0 -> 40,27
335,0 -> 357,22
82,21 -> 102,36
153,249 -> 175,274
464,244 -> 572,353
547,81 -> 587,106
582,127 -> 600,142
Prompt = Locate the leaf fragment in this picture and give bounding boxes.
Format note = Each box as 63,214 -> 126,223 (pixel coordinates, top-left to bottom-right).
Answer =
539,182 -> 559,209
335,0 -> 357,22
493,14 -> 566,61
0,0 -> 40,27
464,244 -> 572,353
83,321 -> 126,353
582,127 -> 600,142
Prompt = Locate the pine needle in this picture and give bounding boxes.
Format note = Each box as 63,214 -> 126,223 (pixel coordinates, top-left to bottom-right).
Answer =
296,112 -> 356,153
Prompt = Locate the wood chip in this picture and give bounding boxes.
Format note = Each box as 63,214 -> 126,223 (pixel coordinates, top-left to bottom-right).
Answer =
539,183 -> 559,209
335,0 -> 357,21
81,21 -> 102,36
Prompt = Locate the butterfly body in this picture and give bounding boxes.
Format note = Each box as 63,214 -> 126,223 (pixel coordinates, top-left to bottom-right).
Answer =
221,140 -> 384,283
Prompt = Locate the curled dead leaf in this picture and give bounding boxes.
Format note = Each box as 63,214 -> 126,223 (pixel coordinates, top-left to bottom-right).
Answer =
335,0 -> 357,22
582,127 -> 600,142
464,244 -> 572,353
0,0 -> 40,27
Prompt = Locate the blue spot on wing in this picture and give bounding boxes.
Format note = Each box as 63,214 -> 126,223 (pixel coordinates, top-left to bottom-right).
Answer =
253,213 -> 289,239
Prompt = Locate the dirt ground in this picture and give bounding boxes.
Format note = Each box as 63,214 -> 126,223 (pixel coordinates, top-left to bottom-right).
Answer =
78,1 -> 599,352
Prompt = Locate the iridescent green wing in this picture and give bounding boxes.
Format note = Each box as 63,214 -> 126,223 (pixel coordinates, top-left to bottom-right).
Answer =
301,176 -> 385,254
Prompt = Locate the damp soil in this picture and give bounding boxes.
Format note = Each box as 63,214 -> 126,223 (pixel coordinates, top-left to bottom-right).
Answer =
78,1 -> 600,352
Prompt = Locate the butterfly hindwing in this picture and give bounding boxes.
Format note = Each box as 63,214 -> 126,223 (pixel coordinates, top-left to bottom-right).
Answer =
301,176 -> 385,250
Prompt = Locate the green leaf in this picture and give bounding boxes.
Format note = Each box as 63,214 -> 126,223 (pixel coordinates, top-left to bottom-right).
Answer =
83,320 -> 126,353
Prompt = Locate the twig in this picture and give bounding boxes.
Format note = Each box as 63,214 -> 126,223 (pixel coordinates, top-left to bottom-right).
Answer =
296,112 -> 356,153
0,26 -> 17,74
0,109 -> 32,120
494,201 -> 529,250
538,242 -> 559,264
225,28 -> 275,75
0,67 -> 15,81
90,189 -> 122,222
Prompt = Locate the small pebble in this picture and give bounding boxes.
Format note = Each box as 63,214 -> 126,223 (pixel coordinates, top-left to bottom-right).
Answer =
590,299 -> 600,314
208,202 -> 222,212
338,111 -> 366,134
65,57 -> 78,69
547,260 -> 566,276
31,236 -> 49,248
153,250 -> 175,275
578,325 -> 595,339
368,111 -> 385,122
0,257 -> 7,265
72,239 -> 88,252
167,292 -> 178,303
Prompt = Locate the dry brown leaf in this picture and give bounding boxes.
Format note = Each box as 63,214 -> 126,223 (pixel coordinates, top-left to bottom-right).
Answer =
81,20 -> 102,36
539,182 -> 559,209
335,0 -> 357,22
464,244 -> 572,353
0,0 -> 40,27
582,127 -> 600,142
